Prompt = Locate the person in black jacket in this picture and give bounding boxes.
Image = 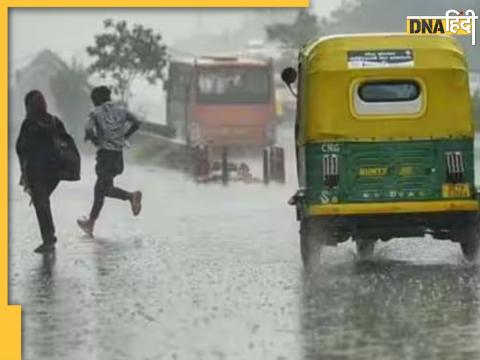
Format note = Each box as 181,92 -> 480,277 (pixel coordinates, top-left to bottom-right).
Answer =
16,90 -> 69,253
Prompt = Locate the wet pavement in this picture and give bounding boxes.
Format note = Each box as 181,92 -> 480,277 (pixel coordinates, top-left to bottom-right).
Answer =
9,138 -> 480,360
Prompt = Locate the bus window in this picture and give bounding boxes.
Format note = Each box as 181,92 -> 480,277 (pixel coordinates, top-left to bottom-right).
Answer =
196,67 -> 271,104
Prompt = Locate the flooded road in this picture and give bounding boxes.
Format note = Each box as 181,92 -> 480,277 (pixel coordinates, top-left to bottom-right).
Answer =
9,136 -> 480,360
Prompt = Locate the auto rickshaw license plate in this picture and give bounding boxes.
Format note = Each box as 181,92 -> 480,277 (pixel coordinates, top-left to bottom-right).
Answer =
442,183 -> 471,198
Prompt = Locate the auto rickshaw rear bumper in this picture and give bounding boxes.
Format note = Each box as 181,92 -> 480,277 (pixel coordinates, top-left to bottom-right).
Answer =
307,200 -> 479,216
302,200 -> 480,242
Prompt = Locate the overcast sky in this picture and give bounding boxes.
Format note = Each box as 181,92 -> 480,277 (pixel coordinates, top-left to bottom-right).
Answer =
9,0 -> 342,67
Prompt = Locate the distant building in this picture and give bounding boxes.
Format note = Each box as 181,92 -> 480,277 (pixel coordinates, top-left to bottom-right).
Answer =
11,49 -> 70,125
10,49 -> 90,141
15,49 -> 68,98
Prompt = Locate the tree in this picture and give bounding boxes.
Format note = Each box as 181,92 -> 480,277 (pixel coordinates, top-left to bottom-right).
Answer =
50,61 -> 91,141
87,19 -> 168,104
265,10 -> 325,49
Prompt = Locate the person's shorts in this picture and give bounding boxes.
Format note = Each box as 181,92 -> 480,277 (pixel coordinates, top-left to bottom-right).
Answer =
95,149 -> 124,178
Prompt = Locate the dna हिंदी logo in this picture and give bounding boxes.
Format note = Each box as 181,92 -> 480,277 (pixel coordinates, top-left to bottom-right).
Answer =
407,9 -> 478,45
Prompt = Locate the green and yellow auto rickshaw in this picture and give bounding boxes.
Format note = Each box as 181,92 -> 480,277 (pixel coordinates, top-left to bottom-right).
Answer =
282,33 -> 479,265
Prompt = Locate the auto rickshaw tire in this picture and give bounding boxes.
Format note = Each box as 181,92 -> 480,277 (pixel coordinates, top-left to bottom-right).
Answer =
300,219 -> 325,268
458,220 -> 480,261
275,147 -> 286,184
263,147 -> 270,185
355,239 -> 376,259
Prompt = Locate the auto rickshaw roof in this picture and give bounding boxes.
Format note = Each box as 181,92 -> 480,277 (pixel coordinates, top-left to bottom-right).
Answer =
297,33 -> 473,143
301,33 -> 468,73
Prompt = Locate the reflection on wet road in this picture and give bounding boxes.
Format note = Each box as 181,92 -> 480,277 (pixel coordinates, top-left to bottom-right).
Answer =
9,148 -> 480,360
302,247 -> 480,360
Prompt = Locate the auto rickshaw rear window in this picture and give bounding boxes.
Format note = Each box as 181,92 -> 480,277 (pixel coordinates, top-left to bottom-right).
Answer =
358,81 -> 420,103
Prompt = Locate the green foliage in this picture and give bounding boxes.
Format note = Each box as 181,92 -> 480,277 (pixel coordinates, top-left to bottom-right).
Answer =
87,19 -> 168,103
265,10 -> 324,49
50,62 -> 91,140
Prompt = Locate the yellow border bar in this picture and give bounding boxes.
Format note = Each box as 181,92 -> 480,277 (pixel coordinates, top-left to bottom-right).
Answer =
6,0 -> 309,6
308,200 -> 480,216
1,0 -> 6,316
1,4 -> 22,360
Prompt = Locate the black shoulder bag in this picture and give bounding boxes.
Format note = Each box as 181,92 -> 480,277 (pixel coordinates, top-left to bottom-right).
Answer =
52,116 -> 81,181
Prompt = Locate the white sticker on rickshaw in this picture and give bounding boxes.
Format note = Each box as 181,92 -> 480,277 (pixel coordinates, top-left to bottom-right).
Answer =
348,49 -> 414,69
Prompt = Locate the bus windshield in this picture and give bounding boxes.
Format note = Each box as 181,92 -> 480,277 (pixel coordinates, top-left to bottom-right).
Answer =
196,67 -> 271,105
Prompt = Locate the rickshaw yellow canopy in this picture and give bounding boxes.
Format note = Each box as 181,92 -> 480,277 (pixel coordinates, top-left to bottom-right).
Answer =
298,34 -> 474,144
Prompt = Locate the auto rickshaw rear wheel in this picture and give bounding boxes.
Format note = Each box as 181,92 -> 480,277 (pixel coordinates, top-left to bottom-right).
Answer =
300,219 -> 329,267
274,147 -> 286,184
458,220 -> 480,261
355,239 -> 376,259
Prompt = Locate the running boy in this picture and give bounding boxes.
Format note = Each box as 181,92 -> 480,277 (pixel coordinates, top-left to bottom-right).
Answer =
77,86 -> 142,237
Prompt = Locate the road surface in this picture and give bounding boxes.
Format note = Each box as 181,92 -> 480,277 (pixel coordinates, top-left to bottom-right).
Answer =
9,135 -> 480,360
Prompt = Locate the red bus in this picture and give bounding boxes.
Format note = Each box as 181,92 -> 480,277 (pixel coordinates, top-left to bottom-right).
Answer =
165,56 -> 285,183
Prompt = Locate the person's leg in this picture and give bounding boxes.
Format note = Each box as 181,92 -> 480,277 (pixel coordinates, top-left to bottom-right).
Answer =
100,176 -> 144,217
106,180 -> 142,216
105,179 -> 131,201
43,177 -> 59,243
90,175 -> 113,221
104,180 -> 143,217
103,150 -> 141,216
102,151 -> 131,200
110,151 -> 142,216
31,181 -> 57,252
78,175 -> 111,237
129,190 -> 142,216
90,150 -> 131,213
78,150 -> 142,237
78,150 -> 107,236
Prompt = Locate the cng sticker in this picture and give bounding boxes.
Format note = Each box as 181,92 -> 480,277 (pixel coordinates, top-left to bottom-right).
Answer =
321,143 -> 340,153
